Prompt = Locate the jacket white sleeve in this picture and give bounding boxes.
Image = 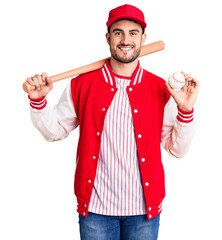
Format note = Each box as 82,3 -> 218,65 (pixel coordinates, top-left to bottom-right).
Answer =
161,96 -> 197,158
29,82 -> 79,141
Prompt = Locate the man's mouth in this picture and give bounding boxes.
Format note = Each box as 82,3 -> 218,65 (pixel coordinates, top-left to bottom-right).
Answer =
118,46 -> 134,52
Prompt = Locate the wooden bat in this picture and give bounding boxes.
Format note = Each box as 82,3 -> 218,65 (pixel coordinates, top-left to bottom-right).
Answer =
23,40 -> 165,93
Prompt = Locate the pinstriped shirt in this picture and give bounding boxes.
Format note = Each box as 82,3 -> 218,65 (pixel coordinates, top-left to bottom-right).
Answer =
88,62 -> 147,215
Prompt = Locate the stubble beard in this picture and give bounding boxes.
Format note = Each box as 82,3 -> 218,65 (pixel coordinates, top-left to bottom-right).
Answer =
110,44 -> 142,64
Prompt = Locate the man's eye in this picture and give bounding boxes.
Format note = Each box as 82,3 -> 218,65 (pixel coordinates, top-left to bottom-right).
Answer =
115,32 -> 121,36
131,32 -> 137,36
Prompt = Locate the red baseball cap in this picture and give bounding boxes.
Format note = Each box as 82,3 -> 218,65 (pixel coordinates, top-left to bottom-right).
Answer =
106,4 -> 147,31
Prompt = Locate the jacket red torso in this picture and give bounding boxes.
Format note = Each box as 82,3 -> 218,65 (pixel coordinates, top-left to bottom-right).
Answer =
71,61 -> 171,220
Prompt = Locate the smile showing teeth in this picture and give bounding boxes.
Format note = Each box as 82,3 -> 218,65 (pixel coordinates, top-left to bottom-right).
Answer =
120,48 -> 131,50
119,47 -> 133,51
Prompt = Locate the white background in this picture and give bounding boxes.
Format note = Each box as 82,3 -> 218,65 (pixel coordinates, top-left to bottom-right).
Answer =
1,0 -> 221,239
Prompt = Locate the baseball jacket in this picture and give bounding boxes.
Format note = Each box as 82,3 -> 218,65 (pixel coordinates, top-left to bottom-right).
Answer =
29,60 -> 196,220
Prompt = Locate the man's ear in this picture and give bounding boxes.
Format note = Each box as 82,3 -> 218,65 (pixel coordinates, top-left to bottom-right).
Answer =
142,33 -> 146,45
106,33 -> 111,45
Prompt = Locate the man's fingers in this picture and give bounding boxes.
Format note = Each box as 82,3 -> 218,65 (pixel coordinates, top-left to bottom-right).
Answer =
187,79 -> 192,87
45,76 -> 51,84
26,73 -> 53,93
41,72 -> 47,84
191,78 -> 200,89
32,76 -> 41,90
181,72 -> 192,80
191,77 -> 199,85
182,71 -> 200,89
30,73 -> 49,90
45,76 -> 53,89
26,77 -> 34,86
187,77 -> 200,91
37,75 -> 44,87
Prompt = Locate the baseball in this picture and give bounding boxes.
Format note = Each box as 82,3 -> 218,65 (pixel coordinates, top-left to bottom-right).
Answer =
168,72 -> 186,90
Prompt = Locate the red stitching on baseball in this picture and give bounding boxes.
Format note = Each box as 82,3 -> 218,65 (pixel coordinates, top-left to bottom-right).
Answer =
173,73 -> 185,83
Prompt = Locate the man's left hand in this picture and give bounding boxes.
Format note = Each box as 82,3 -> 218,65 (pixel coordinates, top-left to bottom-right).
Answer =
165,71 -> 200,112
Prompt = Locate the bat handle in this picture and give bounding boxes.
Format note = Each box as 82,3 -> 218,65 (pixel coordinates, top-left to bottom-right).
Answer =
23,58 -> 109,93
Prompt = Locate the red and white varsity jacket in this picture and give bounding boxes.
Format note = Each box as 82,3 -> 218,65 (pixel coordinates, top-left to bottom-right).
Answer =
29,60 -> 196,220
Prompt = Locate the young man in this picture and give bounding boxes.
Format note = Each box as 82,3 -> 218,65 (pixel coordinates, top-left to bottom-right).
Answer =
25,4 -> 199,240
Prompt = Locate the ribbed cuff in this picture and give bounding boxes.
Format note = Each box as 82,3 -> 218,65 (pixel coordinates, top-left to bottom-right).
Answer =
177,107 -> 194,123
28,96 -> 47,110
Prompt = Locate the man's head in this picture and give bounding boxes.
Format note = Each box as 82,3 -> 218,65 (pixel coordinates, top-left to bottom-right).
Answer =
106,4 -> 147,64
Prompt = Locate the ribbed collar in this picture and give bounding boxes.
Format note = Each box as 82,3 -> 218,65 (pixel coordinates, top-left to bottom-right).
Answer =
101,59 -> 144,88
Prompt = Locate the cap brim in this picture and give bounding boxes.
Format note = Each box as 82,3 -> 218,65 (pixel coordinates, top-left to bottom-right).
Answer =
106,15 -> 147,30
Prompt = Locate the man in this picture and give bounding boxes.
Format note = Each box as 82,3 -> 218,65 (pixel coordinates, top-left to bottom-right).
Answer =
25,4 -> 199,240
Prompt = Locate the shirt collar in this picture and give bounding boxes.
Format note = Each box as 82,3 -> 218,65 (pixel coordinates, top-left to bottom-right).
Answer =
101,59 -> 144,87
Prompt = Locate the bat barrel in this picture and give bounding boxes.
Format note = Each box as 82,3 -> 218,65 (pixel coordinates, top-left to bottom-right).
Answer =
140,40 -> 165,57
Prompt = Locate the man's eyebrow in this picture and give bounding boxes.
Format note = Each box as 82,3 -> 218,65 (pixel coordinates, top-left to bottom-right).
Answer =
112,28 -> 140,33
112,28 -> 123,33
130,29 -> 140,33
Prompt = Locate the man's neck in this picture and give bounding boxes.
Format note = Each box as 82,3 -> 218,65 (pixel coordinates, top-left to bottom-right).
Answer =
109,57 -> 139,77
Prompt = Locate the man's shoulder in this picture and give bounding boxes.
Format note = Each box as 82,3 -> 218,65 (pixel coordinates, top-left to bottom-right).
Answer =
71,68 -> 101,85
75,68 -> 101,80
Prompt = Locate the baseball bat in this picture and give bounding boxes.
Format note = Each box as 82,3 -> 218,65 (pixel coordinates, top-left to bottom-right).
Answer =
23,40 -> 165,93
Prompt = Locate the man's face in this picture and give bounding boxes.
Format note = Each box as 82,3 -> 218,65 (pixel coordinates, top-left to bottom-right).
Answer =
106,20 -> 146,63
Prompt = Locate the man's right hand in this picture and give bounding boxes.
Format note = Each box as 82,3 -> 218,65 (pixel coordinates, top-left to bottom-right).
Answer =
26,72 -> 53,99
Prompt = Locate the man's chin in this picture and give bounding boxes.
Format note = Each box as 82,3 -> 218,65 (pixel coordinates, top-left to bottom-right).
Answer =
112,55 -> 139,64
111,48 -> 141,64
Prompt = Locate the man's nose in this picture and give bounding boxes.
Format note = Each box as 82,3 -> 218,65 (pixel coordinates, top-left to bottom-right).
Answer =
120,34 -> 130,45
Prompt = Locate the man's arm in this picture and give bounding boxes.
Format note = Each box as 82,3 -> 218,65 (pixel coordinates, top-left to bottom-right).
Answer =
161,96 -> 196,158
26,73 -> 78,141
161,71 -> 199,158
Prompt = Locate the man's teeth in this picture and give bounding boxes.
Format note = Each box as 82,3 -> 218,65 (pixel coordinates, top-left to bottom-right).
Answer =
120,47 -> 132,50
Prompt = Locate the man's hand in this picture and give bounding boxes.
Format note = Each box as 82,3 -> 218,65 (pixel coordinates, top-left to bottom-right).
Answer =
26,72 -> 53,99
165,71 -> 200,112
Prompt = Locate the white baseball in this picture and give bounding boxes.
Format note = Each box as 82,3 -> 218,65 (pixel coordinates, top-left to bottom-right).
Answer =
168,72 -> 186,90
